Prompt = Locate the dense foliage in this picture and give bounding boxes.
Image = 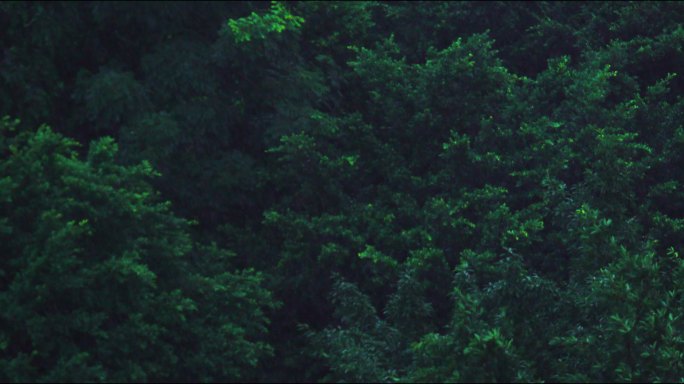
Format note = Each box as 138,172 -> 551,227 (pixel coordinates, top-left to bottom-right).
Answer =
2,1 -> 684,382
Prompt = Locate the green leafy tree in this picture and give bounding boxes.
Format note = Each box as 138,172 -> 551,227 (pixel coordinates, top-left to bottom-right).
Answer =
0,119 -> 276,382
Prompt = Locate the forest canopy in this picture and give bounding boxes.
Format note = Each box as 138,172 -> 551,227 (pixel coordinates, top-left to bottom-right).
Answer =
2,1 -> 684,382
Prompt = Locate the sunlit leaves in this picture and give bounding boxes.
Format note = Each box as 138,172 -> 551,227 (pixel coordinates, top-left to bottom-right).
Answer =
225,1 -> 304,43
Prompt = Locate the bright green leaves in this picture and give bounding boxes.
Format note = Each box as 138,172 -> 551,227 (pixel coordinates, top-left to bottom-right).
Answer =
268,132 -> 317,161
108,251 -> 158,288
0,124 -> 276,382
581,127 -> 652,217
552,243 -> 684,382
342,154 -> 359,167
4,2 -> 684,383
226,2 -> 304,43
409,332 -> 460,382
462,327 -> 515,369
358,244 -> 398,269
86,136 -> 118,165
407,278 -> 535,383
